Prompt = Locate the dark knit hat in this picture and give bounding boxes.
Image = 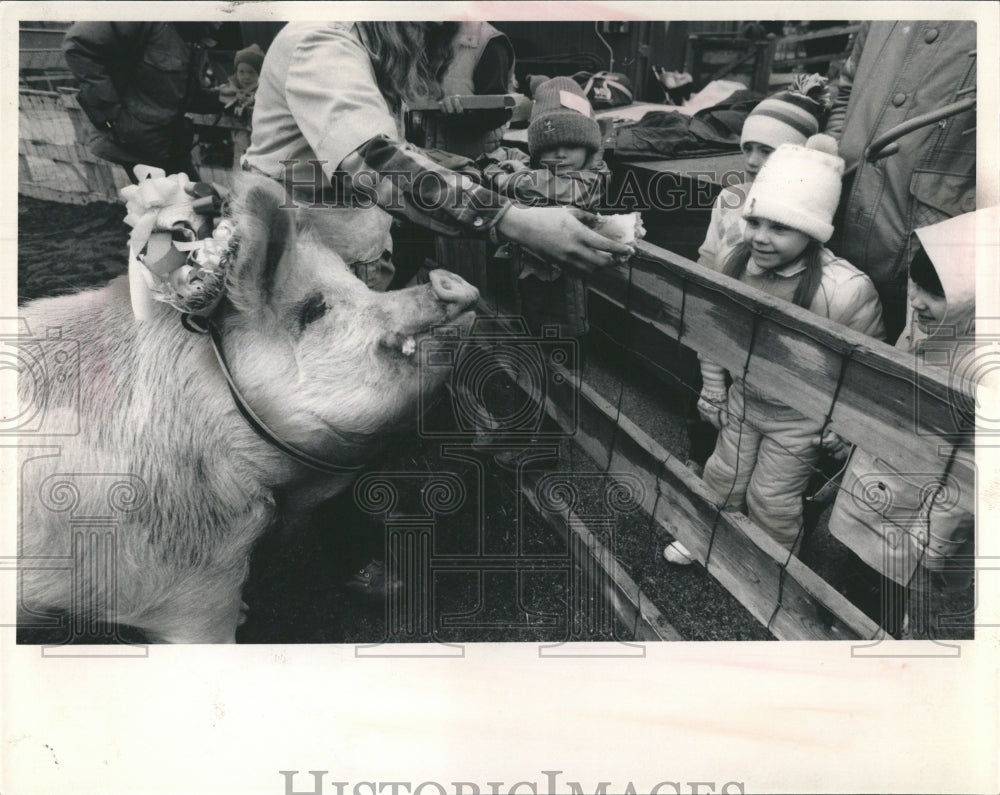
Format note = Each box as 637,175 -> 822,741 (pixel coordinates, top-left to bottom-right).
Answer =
234,43 -> 265,74
527,77 -> 602,159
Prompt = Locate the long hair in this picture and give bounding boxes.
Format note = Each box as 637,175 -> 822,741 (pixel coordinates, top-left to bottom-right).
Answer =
355,22 -> 458,111
722,239 -> 825,310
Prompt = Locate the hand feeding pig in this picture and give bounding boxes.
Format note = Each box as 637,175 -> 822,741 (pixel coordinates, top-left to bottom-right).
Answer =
17,176 -> 478,643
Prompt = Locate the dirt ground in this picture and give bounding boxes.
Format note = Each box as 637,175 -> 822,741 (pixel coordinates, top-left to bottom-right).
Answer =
16,194 -> 972,644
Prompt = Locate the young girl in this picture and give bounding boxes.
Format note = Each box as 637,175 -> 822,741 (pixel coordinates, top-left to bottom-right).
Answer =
827,207 -> 994,635
697,74 -> 831,272
665,135 -> 886,564
686,75 -> 832,471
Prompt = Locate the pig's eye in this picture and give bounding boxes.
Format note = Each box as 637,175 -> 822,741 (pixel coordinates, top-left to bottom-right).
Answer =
298,293 -> 329,329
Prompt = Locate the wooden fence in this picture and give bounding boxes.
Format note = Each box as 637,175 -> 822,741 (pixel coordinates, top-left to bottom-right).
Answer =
436,232 -> 978,640
18,87 -> 243,205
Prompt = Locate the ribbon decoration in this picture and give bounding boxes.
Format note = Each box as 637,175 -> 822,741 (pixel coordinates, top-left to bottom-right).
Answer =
121,165 -> 233,321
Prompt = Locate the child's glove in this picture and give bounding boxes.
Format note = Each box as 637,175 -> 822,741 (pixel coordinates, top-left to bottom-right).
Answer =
820,428 -> 850,459
219,83 -> 238,107
697,387 -> 730,429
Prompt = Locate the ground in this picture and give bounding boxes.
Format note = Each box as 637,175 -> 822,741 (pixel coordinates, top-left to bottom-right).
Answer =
15,194 -> 973,644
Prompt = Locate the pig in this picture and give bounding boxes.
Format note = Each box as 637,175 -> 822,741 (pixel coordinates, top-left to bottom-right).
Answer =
17,176 -> 479,643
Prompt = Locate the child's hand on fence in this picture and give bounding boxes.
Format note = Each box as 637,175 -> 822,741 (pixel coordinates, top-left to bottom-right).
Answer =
697,387 -> 730,429
820,429 -> 850,459
440,95 -> 466,114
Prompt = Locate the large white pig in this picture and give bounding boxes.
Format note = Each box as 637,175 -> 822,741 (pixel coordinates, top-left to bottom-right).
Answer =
17,176 -> 479,643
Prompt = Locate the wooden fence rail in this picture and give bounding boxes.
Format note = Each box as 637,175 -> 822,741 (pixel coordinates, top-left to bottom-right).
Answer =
445,232 -> 979,639
588,242 -> 976,514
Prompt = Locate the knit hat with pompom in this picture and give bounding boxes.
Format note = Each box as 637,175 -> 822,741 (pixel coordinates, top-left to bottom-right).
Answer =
740,73 -> 832,150
742,134 -> 844,243
234,43 -> 265,74
527,76 -> 602,159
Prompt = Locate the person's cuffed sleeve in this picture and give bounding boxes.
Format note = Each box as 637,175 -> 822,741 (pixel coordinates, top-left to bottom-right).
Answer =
699,357 -> 728,395
338,135 -> 512,237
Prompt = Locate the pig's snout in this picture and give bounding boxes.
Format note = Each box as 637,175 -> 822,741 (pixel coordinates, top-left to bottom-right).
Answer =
429,269 -> 479,316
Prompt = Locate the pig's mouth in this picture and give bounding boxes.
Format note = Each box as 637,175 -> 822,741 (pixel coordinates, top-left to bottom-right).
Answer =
378,309 -> 476,359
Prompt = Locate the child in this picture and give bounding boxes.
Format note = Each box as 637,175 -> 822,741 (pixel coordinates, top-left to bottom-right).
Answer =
219,43 -> 264,168
686,75 -> 833,469
664,135 -> 886,564
469,77 -> 611,467
697,74 -> 831,272
483,75 -> 610,338
827,207 -> 993,636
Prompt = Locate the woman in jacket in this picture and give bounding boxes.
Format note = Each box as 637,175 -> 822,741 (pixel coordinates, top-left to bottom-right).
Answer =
243,22 -> 628,292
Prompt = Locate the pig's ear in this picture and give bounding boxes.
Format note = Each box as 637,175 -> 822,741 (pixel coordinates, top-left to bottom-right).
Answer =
225,176 -> 297,313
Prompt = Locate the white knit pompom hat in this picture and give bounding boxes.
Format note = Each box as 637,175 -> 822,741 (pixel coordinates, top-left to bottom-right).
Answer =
742,134 -> 844,243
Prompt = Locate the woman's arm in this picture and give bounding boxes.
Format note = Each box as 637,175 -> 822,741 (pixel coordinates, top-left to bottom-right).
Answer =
281,26 -> 628,272
338,136 -> 628,272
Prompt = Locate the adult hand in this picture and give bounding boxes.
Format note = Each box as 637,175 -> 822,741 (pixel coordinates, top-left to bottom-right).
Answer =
496,205 -> 631,274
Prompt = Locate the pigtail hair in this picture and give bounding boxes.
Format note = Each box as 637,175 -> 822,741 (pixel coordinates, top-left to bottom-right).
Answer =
790,241 -> 825,309
721,241 -> 752,282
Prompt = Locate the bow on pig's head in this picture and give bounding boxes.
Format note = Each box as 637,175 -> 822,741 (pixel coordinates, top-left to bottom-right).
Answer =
218,176 -> 479,467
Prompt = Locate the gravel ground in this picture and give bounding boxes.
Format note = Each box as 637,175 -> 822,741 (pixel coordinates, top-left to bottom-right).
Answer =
16,194 -> 971,644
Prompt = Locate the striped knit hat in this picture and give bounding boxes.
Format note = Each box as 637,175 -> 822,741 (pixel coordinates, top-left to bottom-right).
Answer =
740,74 -> 830,150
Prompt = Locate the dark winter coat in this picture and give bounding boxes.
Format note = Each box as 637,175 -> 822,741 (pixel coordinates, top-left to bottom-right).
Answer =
63,22 -> 220,168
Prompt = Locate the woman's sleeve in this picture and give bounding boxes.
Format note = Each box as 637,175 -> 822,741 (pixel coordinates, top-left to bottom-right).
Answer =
339,136 -> 513,237
284,26 -> 511,237
284,27 -> 399,177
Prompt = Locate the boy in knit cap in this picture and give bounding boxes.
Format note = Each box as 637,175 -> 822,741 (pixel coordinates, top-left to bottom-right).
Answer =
481,75 -> 609,336
219,43 -> 265,167
469,76 -> 610,467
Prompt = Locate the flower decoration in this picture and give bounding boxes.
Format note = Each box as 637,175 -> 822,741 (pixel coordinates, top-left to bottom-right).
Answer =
121,165 -> 233,320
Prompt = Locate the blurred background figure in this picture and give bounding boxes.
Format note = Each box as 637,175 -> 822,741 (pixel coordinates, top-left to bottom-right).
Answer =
62,21 -> 223,181
219,42 -> 265,168
412,20 -> 517,159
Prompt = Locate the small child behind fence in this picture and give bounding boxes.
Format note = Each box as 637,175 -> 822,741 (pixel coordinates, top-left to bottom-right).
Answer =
484,76 -> 610,338
687,74 -> 832,469
664,135 -> 886,565
475,76 -> 612,467
827,207 -> 992,636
